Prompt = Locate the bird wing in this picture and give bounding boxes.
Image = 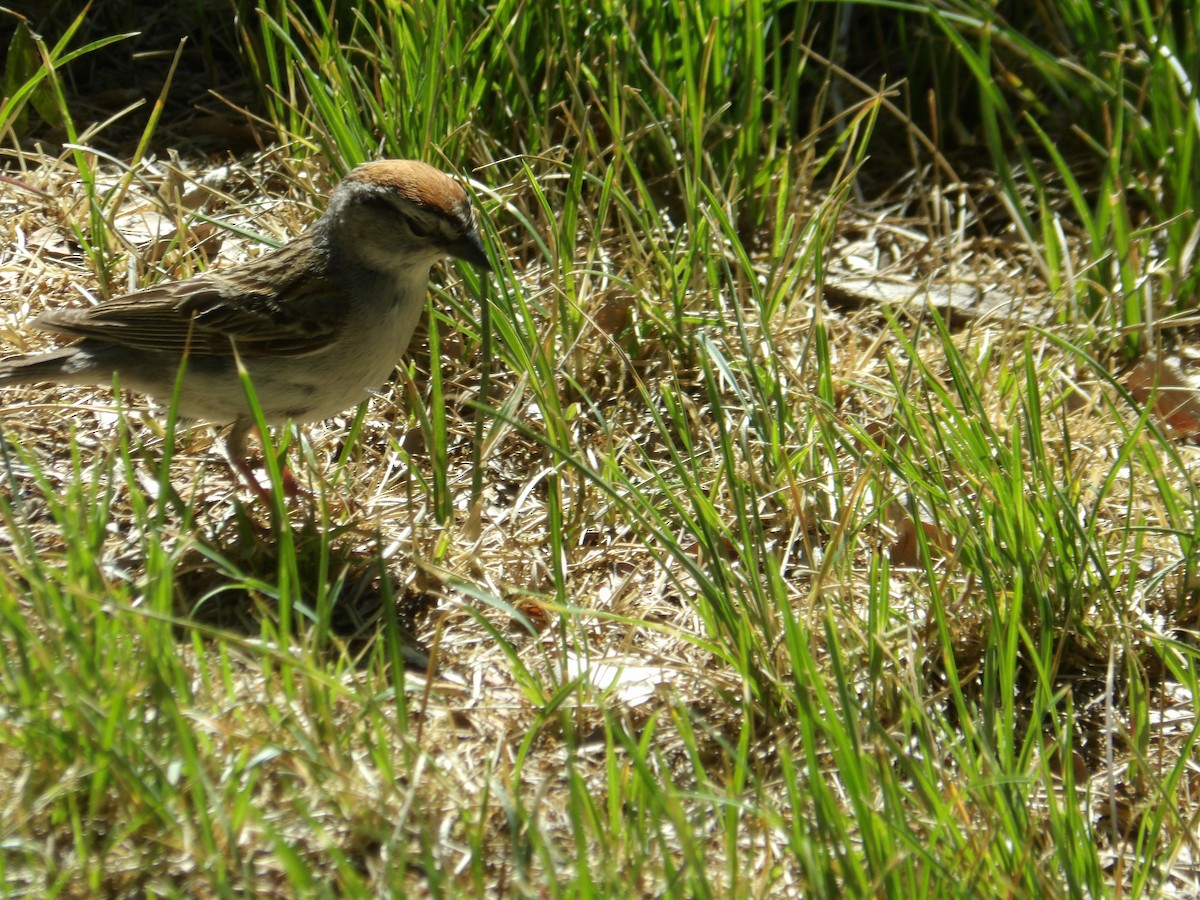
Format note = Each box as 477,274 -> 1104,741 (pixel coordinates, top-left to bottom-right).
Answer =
34,237 -> 342,359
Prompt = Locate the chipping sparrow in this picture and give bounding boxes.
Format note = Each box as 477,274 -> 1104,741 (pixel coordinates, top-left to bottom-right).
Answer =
0,159 -> 492,489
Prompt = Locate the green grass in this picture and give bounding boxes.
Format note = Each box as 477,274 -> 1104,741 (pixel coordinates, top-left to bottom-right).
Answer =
2,0 -> 1199,895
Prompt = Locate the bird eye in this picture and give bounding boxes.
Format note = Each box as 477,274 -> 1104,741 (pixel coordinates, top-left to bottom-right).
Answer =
407,218 -> 436,240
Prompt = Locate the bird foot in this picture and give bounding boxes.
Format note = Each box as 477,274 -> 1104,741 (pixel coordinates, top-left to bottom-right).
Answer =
226,451 -> 312,502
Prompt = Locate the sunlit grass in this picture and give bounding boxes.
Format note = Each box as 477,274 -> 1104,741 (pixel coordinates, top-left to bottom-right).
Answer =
2,0 -> 1199,895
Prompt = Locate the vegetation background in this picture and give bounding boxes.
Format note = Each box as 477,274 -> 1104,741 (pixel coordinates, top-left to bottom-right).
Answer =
1,0 -> 1199,895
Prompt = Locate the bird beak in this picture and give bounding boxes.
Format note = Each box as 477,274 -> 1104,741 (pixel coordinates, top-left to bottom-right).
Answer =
447,229 -> 493,272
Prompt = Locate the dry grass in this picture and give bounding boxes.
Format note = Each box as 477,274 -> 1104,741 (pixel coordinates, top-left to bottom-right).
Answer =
4,2 -> 1200,894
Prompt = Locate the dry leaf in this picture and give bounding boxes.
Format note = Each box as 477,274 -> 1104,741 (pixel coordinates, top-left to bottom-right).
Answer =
566,652 -> 673,707
824,276 -> 1035,325
889,502 -> 955,565
1124,355 -> 1200,437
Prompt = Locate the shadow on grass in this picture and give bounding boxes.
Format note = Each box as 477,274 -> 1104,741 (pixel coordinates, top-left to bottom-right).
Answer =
166,501 -> 436,669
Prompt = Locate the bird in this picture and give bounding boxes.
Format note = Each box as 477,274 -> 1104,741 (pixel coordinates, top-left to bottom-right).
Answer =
0,159 -> 492,492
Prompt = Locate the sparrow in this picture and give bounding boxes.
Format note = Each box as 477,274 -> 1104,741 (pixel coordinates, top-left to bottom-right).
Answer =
0,159 -> 492,491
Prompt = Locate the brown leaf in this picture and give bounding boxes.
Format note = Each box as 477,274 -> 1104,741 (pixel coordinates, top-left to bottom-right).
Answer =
888,503 -> 955,565
1124,356 -> 1200,437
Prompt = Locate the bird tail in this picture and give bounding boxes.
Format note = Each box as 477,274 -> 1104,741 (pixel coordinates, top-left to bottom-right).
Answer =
0,349 -> 82,386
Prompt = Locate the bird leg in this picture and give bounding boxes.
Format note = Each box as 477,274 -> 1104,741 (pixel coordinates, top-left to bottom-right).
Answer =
222,418 -> 306,501
223,417 -> 270,501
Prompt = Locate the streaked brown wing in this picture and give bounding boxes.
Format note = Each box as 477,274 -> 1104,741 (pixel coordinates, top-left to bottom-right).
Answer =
33,237 -> 341,359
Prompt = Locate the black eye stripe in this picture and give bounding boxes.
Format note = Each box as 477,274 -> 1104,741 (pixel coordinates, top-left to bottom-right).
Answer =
406,218 -> 436,239
356,193 -> 450,240
411,210 -> 462,241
